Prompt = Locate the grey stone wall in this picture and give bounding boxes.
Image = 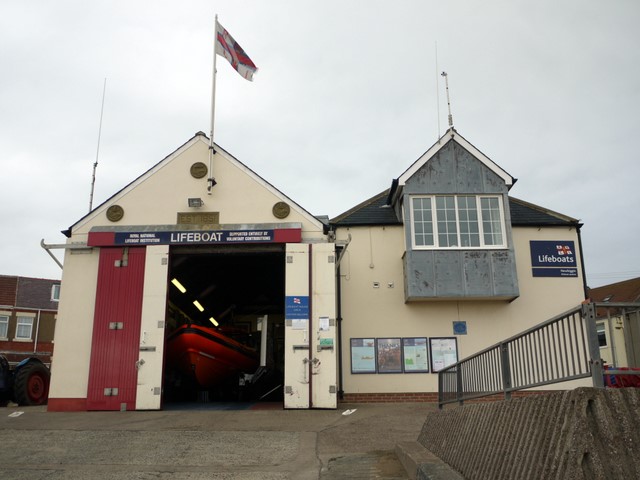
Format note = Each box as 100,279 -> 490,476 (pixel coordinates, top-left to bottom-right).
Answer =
418,388 -> 640,480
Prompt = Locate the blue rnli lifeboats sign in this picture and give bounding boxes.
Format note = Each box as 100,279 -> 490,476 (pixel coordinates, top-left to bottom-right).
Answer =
530,241 -> 578,277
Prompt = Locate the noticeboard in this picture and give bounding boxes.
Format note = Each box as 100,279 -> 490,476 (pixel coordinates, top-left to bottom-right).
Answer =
402,338 -> 429,373
350,338 -> 376,374
376,338 -> 403,373
429,337 -> 458,373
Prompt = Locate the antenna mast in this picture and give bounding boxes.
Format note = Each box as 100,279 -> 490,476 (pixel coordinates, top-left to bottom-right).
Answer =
441,71 -> 454,128
435,42 -> 441,141
89,78 -> 107,212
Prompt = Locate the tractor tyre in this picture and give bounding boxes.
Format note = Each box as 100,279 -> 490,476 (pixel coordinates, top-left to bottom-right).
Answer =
13,362 -> 50,406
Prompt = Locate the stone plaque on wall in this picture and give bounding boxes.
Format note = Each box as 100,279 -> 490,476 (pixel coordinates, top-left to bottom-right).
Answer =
177,212 -> 220,225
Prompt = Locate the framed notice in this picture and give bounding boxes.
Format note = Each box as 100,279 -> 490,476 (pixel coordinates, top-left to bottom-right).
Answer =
376,338 -> 403,374
350,338 -> 376,374
429,337 -> 458,373
402,337 -> 429,373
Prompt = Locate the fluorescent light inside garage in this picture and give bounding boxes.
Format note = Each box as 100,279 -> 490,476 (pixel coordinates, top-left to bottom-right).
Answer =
193,300 -> 204,312
171,278 -> 187,293
209,317 -> 219,327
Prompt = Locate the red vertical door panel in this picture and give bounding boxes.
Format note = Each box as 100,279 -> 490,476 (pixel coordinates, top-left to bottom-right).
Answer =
87,247 -> 146,410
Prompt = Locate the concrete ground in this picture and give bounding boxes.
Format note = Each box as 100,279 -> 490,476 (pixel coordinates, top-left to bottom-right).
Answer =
0,401 -> 437,479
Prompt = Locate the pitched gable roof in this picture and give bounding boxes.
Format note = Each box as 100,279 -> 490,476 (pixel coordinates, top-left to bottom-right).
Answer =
65,132 -> 325,236
397,128 -> 516,189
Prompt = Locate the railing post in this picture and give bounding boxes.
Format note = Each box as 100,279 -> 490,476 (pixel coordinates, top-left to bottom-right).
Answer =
500,342 -> 512,400
437,371 -> 443,410
456,366 -> 463,406
583,303 -> 604,388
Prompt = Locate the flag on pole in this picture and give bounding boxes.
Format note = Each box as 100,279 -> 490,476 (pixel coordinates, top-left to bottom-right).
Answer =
215,20 -> 258,81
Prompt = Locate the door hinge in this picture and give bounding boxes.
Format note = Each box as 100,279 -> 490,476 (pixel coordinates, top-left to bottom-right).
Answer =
109,322 -> 124,330
103,387 -> 119,396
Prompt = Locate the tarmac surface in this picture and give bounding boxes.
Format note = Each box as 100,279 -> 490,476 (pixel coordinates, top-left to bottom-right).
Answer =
0,401 -> 438,479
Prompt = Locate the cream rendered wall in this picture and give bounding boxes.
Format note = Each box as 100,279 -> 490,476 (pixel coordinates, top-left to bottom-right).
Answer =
48,247 -> 99,399
51,135 -> 328,405
598,316 -> 628,367
337,224 -> 587,394
71,137 -> 325,240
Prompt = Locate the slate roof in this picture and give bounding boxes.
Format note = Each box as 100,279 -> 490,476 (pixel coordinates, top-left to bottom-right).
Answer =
589,277 -> 640,304
0,275 -> 60,311
330,191 -> 580,228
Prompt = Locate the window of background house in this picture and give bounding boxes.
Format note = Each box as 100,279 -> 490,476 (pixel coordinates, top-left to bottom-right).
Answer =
51,284 -> 61,301
0,315 -> 8,339
596,323 -> 607,347
15,316 -> 33,340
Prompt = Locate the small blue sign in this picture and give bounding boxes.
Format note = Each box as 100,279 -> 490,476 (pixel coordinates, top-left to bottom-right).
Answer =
453,321 -> 467,335
285,296 -> 309,319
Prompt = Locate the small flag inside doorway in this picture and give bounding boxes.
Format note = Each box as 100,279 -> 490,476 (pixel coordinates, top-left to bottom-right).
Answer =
215,20 -> 258,81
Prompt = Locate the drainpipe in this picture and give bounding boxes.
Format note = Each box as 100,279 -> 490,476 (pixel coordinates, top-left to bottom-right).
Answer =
33,309 -> 41,354
336,260 -> 344,400
576,224 -> 588,299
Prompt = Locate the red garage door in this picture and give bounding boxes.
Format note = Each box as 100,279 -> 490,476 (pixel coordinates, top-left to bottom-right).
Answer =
87,247 -> 146,410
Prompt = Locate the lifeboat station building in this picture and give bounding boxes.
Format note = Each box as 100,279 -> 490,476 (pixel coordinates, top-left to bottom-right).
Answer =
47,128 -> 587,411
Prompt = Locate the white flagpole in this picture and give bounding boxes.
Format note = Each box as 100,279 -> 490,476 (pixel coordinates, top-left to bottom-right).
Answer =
208,14 -> 219,194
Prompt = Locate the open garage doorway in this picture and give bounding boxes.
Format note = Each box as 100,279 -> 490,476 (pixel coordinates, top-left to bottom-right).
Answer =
163,245 -> 286,406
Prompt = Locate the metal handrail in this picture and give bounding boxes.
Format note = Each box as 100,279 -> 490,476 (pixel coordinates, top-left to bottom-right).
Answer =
437,302 -> 627,408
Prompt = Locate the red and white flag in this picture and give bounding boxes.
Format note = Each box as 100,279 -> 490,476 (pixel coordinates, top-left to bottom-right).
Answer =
215,20 -> 258,81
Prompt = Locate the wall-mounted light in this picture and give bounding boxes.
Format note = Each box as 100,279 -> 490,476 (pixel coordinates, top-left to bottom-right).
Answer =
188,198 -> 204,208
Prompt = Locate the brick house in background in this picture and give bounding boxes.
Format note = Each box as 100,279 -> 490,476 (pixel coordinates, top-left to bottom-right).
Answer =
0,275 -> 59,366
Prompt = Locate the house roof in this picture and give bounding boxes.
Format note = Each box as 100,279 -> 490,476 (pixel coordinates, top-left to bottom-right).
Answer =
330,190 -> 401,227
0,275 -> 60,311
589,277 -> 640,304
330,190 -> 580,228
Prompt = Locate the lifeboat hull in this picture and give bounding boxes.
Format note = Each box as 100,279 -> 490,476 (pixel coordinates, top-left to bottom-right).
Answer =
166,324 -> 258,387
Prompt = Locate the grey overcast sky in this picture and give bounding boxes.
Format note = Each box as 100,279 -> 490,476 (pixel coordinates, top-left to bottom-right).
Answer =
1,0 -> 639,288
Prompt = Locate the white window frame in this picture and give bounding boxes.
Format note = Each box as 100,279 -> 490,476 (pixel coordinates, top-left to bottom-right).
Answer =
410,194 -> 507,250
51,284 -> 61,302
596,322 -> 607,348
15,315 -> 34,341
0,314 -> 8,340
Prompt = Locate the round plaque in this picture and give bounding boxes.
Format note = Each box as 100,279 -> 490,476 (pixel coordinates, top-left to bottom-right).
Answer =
106,205 -> 124,222
272,201 -> 291,219
190,162 -> 208,179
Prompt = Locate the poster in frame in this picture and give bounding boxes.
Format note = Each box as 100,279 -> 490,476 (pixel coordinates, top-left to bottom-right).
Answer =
350,338 -> 376,374
402,337 -> 429,373
376,338 -> 403,373
429,337 -> 458,373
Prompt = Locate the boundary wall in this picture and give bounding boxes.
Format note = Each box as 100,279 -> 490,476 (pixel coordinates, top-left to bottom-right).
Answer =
413,387 -> 640,480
